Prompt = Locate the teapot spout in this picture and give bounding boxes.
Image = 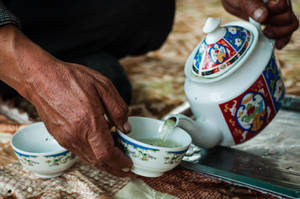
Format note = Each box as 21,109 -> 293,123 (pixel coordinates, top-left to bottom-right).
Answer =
164,114 -> 223,149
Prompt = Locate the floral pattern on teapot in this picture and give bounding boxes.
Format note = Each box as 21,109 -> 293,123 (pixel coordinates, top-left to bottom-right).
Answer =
219,54 -> 284,144
193,26 -> 251,77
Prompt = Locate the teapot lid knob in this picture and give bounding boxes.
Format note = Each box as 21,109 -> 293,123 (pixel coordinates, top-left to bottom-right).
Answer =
202,17 -> 221,34
202,18 -> 226,44
191,17 -> 259,79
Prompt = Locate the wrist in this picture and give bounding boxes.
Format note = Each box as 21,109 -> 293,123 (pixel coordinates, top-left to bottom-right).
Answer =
0,24 -> 18,56
0,25 -> 57,101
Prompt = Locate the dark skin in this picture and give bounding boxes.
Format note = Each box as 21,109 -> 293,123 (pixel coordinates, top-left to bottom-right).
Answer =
222,0 -> 299,49
0,25 -> 132,177
0,1 -> 298,177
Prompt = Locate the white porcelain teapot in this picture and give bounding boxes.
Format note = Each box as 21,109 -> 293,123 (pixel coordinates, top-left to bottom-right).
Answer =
165,17 -> 285,148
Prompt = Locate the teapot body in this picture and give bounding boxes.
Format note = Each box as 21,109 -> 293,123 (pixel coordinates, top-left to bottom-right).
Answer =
184,31 -> 285,146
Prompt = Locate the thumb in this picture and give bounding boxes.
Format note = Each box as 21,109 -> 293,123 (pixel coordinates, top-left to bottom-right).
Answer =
240,0 -> 269,23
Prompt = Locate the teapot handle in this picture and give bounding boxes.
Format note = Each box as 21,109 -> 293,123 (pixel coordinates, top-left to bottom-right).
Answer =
249,17 -> 262,31
249,0 -> 268,30
249,0 -> 275,48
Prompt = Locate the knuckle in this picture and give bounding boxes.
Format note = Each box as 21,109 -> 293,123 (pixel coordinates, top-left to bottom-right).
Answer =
70,112 -> 90,130
68,114 -> 94,143
276,0 -> 287,8
269,0 -> 287,11
102,78 -> 114,89
97,149 -> 112,162
113,105 -> 128,121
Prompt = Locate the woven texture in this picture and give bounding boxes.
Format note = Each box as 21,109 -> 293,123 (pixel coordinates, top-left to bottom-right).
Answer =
0,142 -> 130,199
0,0 -> 299,198
140,168 -> 283,199
121,0 -> 300,119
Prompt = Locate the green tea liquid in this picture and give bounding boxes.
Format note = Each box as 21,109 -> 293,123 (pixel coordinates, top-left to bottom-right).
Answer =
147,118 -> 177,147
139,138 -> 180,147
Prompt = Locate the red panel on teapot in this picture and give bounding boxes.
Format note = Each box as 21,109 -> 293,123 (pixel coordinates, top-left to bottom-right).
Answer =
219,75 -> 276,144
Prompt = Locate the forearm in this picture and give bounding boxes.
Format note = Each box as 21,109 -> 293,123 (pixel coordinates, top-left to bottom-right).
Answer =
0,1 -> 32,98
0,25 -> 57,101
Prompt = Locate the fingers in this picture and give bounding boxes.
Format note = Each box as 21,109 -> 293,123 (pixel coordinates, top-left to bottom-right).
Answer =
70,139 -> 96,163
101,146 -> 133,171
72,65 -> 131,133
263,13 -> 299,38
94,77 -> 131,133
266,11 -> 294,26
95,161 -> 135,178
264,0 -> 294,27
266,0 -> 290,15
274,35 -> 292,50
68,134 -> 133,177
87,113 -> 132,171
221,0 -> 248,20
239,0 -> 268,23
262,0 -> 299,49
263,18 -> 298,39
52,127 -> 96,163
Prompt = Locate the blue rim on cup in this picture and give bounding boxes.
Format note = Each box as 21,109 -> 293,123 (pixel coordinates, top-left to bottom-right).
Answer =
117,116 -> 192,177
11,122 -> 77,178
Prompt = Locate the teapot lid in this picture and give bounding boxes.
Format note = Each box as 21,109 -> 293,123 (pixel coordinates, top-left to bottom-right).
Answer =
192,18 -> 258,79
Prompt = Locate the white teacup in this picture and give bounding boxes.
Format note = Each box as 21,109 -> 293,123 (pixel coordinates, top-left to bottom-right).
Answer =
11,122 -> 77,178
117,116 -> 192,177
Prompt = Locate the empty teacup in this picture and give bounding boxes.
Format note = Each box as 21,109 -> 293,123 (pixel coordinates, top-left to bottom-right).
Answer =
117,116 -> 192,177
11,122 -> 77,178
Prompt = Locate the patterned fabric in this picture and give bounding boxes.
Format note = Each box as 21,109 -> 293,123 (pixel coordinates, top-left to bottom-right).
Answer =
0,0 -> 299,198
0,142 -> 130,199
0,1 -> 20,27
140,168 -> 284,199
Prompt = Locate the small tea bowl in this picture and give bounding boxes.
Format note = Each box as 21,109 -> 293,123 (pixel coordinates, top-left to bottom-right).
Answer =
117,116 -> 192,177
11,122 -> 77,178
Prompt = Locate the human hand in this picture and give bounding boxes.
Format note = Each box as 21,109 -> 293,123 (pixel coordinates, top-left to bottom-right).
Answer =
0,25 -> 133,176
32,61 -> 133,176
221,0 -> 299,49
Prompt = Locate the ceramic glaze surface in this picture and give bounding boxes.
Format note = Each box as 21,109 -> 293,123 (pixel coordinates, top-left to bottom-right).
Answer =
193,25 -> 252,78
14,150 -> 75,167
176,17 -> 285,148
11,122 -> 77,178
219,54 -> 284,144
117,117 -> 191,177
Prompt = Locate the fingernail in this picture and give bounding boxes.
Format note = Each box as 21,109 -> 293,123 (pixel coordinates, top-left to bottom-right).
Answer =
122,168 -> 130,172
254,8 -> 265,22
123,120 -> 131,132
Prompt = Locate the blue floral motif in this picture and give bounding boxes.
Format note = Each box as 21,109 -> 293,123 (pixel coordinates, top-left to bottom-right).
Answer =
118,137 -> 158,161
262,54 -> 285,111
45,152 -> 75,167
192,25 -> 251,78
224,26 -> 247,52
235,92 -> 267,132
193,40 -> 207,72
